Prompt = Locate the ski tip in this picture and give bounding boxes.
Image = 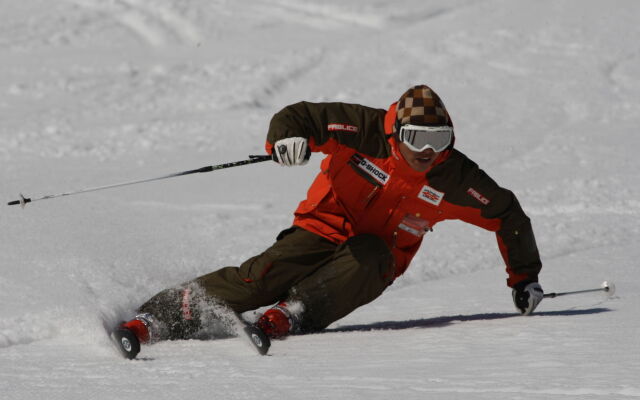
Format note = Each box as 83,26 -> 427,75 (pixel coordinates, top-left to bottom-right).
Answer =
244,325 -> 271,356
111,328 -> 141,360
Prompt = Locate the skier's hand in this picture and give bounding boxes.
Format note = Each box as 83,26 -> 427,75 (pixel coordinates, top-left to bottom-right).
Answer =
512,281 -> 543,315
272,137 -> 311,166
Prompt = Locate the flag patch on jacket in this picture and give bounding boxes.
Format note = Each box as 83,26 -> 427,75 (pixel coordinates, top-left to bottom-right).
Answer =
418,185 -> 444,206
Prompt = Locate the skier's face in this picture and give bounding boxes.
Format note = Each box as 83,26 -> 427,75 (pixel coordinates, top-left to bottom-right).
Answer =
398,142 -> 440,172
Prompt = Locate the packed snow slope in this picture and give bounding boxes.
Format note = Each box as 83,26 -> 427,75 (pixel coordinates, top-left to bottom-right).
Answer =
1,0 -> 639,399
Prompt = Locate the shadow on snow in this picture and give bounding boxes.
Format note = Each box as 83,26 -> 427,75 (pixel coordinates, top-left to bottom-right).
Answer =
322,307 -> 612,333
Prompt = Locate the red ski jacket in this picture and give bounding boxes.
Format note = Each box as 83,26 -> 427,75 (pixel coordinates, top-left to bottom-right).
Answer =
266,102 -> 542,287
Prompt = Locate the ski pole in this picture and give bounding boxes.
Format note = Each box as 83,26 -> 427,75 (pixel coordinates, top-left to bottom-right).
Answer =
8,155 -> 273,208
543,281 -> 615,298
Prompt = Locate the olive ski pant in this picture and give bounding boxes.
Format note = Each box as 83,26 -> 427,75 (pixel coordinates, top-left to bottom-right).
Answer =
139,227 -> 395,340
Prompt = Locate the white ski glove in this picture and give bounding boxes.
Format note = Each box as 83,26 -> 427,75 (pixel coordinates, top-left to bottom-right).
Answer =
272,137 -> 310,166
512,282 -> 544,315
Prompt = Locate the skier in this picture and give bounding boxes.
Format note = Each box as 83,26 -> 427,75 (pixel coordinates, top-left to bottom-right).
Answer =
116,85 -> 543,355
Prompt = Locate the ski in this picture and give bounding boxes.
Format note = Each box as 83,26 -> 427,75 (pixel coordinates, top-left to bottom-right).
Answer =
110,327 -> 141,360
243,324 -> 271,356
107,323 -> 270,360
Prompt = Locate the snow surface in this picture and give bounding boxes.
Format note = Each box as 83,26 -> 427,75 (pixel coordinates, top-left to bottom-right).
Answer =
1,0 -> 639,398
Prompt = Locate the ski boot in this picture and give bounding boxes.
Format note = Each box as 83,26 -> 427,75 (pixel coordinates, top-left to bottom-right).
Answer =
256,302 -> 299,338
243,302 -> 299,356
112,313 -> 158,359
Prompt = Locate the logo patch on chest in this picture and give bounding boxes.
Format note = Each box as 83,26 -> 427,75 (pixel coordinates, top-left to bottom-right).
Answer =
467,187 -> 490,205
418,185 -> 444,206
328,123 -> 359,133
351,154 -> 389,185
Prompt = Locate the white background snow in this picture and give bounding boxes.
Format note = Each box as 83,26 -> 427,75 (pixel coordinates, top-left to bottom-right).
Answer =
1,0 -> 639,398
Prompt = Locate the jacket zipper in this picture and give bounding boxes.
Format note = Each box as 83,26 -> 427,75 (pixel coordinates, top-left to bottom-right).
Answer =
362,185 -> 380,207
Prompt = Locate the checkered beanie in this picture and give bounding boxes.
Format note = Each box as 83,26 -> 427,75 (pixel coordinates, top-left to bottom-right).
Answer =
396,85 -> 452,128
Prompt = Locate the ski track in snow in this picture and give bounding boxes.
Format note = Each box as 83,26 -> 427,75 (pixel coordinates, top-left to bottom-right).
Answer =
1,0 -> 640,399
257,0 -> 380,29
69,0 -> 203,47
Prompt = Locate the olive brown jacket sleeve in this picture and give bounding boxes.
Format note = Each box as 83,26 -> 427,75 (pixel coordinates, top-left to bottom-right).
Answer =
428,151 -> 542,287
266,101 -> 390,158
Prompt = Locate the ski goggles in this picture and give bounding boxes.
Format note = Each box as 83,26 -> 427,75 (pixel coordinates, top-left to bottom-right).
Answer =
397,124 -> 453,153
